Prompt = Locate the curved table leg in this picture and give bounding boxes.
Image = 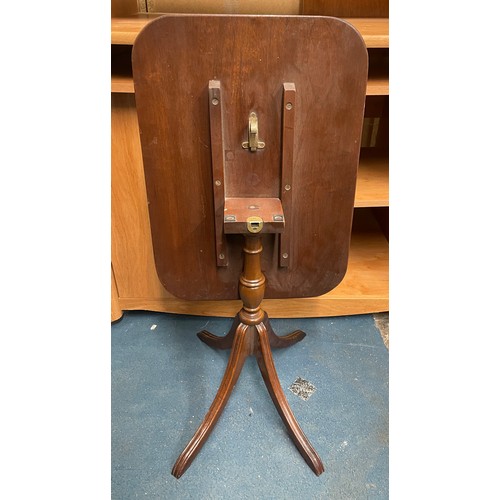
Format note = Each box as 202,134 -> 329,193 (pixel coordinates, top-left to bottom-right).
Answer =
172,323 -> 250,478
255,322 -> 325,476
199,312 -> 302,351
263,313 -> 306,349
197,315 -> 239,350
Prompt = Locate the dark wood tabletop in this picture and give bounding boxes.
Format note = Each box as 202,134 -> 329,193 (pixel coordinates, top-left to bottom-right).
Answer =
132,14 -> 368,300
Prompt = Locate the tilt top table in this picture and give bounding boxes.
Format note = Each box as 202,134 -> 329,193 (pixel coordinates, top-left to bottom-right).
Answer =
132,14 -> 368,478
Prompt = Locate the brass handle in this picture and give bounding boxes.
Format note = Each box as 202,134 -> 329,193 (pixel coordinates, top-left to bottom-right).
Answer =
242,112 -> 265,152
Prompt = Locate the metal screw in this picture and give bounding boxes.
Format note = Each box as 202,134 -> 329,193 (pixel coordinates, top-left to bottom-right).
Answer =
219,253 -> 225,260
282,253 -> 288,259
285,184 -> 291,191
212,98 -> 219,106
286,102 -> 293,110
215,180 -> 221,186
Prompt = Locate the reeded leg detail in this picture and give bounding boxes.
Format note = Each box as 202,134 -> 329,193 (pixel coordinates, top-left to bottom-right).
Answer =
255,322 -> 325,476
172,323 -> 250,478
172,236 -> 323,478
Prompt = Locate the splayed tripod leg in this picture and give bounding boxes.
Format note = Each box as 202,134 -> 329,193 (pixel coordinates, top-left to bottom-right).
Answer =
172,235 -> 323,477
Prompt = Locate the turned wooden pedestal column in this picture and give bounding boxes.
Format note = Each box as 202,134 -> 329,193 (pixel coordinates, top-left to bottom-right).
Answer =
171,235 -> 324,478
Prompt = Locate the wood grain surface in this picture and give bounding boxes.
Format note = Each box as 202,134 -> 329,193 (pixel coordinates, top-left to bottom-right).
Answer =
132,15 -> 368,301
111,265 -> 123,322
111,95 -> 388,317
111,93 -> 170,300
115,208 -> 388,317
355,148 -> 388,207
148,0 -> 301,14
111,15 -> 389,47
302,0 -> 388,18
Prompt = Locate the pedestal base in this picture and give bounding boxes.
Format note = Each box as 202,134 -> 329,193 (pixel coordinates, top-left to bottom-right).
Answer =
171,312 -> 324,478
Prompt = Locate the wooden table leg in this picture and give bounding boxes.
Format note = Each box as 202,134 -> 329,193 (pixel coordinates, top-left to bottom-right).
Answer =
198,312 -> 306,351
197,314 -> 239,350
171,235 -> 323,478
255,322 -> 324,476
262,312 -> 306,349
172,322 -> 251,479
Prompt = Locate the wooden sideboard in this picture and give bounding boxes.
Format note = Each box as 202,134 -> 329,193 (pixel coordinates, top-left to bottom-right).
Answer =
111,1 -> 389,321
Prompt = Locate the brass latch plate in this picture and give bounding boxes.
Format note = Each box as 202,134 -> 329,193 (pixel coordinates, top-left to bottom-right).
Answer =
246,216 -> 264,233
223,197 -> 285,234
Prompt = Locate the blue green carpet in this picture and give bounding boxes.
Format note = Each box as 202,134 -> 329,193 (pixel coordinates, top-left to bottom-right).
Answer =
112,311 -> 388,499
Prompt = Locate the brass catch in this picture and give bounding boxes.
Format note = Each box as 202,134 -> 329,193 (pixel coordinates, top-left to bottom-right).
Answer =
242,112 -> 265,152
246,216 -> 264,233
